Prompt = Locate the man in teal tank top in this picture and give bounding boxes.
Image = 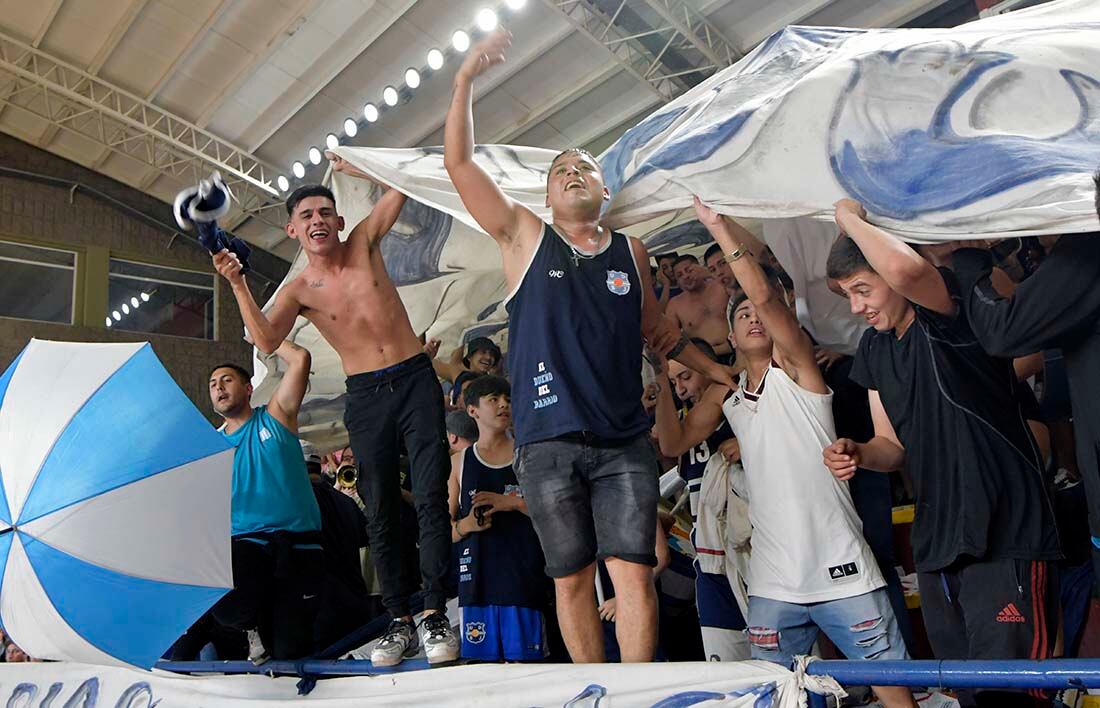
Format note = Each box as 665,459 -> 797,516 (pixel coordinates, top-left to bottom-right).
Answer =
207,340 -> 322,663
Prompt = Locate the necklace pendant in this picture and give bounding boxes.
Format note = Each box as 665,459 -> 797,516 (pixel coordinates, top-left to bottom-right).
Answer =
571,250 -> 580,267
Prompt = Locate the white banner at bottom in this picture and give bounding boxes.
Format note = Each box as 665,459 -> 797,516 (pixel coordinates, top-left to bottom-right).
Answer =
0,660 -> 814,707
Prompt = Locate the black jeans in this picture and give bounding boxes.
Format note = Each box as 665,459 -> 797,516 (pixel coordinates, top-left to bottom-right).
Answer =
345,353 -> 451,617
209,534 -> 323,659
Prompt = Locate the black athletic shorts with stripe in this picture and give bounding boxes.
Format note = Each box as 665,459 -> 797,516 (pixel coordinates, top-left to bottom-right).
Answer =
918,557 -> 1059,703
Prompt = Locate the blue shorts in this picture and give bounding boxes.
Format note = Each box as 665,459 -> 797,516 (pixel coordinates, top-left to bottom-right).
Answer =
695,564 -> 746,631
460,605 -> 545,662
747,588 -> 909,668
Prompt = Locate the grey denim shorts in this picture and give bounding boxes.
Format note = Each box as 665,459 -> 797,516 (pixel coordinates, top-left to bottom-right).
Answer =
514,433 -> 660,577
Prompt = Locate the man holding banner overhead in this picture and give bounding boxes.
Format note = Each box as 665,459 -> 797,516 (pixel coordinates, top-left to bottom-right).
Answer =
444,30 -> 735,664
211,181 -> 460,667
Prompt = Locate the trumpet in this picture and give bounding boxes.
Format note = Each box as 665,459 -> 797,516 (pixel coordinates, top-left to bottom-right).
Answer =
336,463 -> 359,489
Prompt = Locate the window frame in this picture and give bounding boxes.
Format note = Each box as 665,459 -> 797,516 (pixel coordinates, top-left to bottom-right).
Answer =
107,257 -> 217,341
0,238 -> 78,326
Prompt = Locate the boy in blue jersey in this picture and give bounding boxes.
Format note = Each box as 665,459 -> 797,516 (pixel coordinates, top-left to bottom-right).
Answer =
651,340 -> 749,661
445,30 -> 734,664
447,376 -> 549,662
207,340 -> 322,663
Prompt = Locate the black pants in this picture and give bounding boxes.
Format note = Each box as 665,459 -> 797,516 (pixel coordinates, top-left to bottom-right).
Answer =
919,557 -> 1059,707
345,353 -> 451,617
210,535 -> 322,660
168,611 -> 247,661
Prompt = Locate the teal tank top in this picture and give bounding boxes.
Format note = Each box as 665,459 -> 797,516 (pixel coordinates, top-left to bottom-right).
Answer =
221,406 -> 321,536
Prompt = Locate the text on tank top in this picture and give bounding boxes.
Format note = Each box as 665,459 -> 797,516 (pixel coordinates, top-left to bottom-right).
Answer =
456,444 -> 547,609
505,223 -> 648,447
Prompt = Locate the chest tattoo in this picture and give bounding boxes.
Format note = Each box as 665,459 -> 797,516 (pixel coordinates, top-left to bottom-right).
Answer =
308,279 -> 324,289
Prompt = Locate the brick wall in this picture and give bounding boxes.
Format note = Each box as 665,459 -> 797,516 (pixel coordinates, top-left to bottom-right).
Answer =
0,133 -> 290,421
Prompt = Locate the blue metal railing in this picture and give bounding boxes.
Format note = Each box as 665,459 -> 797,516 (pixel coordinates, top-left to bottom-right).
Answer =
805,659 -> 1100,707
156,657 -> 430,676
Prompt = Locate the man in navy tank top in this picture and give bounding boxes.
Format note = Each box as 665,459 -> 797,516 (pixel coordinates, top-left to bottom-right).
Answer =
448,376 -> 550,661
445,31 -> 735,663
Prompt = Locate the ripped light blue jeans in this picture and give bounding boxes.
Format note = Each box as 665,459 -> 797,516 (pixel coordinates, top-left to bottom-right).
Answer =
747,588 -> 909,667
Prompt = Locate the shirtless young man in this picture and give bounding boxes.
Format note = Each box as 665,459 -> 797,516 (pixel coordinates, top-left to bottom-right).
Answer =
444,30 -> 734,664
666,255 -> 734,361
211,183 -> 459,667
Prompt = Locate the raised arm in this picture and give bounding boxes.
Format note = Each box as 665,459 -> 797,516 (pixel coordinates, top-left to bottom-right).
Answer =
694,197 -> 823,390
444,31 -> 542,245
347,185 -> 407,249
327,153 -> 407,249
651,354 -> 727,458
953,235 -> 1100,357
265,340 -> 312,433
213,250 -> 299,354
632,237 -> 737,389
834,200 -> 954,316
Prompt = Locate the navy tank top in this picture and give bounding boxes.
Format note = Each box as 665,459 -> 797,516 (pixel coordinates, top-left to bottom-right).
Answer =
456,445 -> 547,609
505,223 -> 648,446
679,413 -> 734,522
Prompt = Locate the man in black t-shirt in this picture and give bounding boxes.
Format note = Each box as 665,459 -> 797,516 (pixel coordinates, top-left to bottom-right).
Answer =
822,200 -> 1060,705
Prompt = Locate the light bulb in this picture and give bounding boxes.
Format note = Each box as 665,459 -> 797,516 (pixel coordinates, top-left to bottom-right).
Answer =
452,30 -> 470,52
363,103 -> 379,122
131,296 -> 140,307
141,292 -> 150,302
277,175 -> 289,191
326,133 -> 339,150
383,86 -> 399,106
476,8 -> 498,31
343,118 -> 358,137
308,147 -> 322,165
112,310 -> 121,321
292,161 -> 305,178
405,68 -> 420,89
105,317 -> 112,327
427,48 -> 444,70
121,303 -> 130,315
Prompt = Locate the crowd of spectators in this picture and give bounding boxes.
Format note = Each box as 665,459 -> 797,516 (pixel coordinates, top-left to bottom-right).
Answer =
175,173 -> 1100,705
177,30 -> 1100,707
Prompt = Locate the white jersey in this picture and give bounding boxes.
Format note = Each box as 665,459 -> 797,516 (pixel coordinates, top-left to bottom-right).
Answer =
722,363 -> 883,604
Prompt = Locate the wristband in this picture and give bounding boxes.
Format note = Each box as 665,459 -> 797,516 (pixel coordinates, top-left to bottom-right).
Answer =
721,244 -> 749,263
667,333 -> 689,359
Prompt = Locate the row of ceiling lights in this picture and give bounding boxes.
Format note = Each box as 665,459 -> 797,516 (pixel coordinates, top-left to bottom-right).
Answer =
273,0 -> 527,194
105,292 -> 151,327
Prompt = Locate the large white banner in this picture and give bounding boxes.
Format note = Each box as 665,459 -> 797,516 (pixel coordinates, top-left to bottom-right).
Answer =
253,0 -> 1100,446
600,0 -> 1100,238
0,660 -> 830,707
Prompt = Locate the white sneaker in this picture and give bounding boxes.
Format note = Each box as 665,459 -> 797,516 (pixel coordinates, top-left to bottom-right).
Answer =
246,629 -> 269,665
421,612 -> 459,665
370,618 -> 419,667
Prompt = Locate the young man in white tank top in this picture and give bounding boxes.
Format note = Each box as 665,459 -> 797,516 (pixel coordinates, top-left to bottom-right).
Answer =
694,199 -> 916,708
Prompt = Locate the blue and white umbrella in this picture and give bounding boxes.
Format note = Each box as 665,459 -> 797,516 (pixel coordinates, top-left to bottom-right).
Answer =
0,339 -> 234,668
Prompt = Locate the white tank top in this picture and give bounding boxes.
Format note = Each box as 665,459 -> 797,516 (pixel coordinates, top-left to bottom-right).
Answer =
722,363 -> 883,603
